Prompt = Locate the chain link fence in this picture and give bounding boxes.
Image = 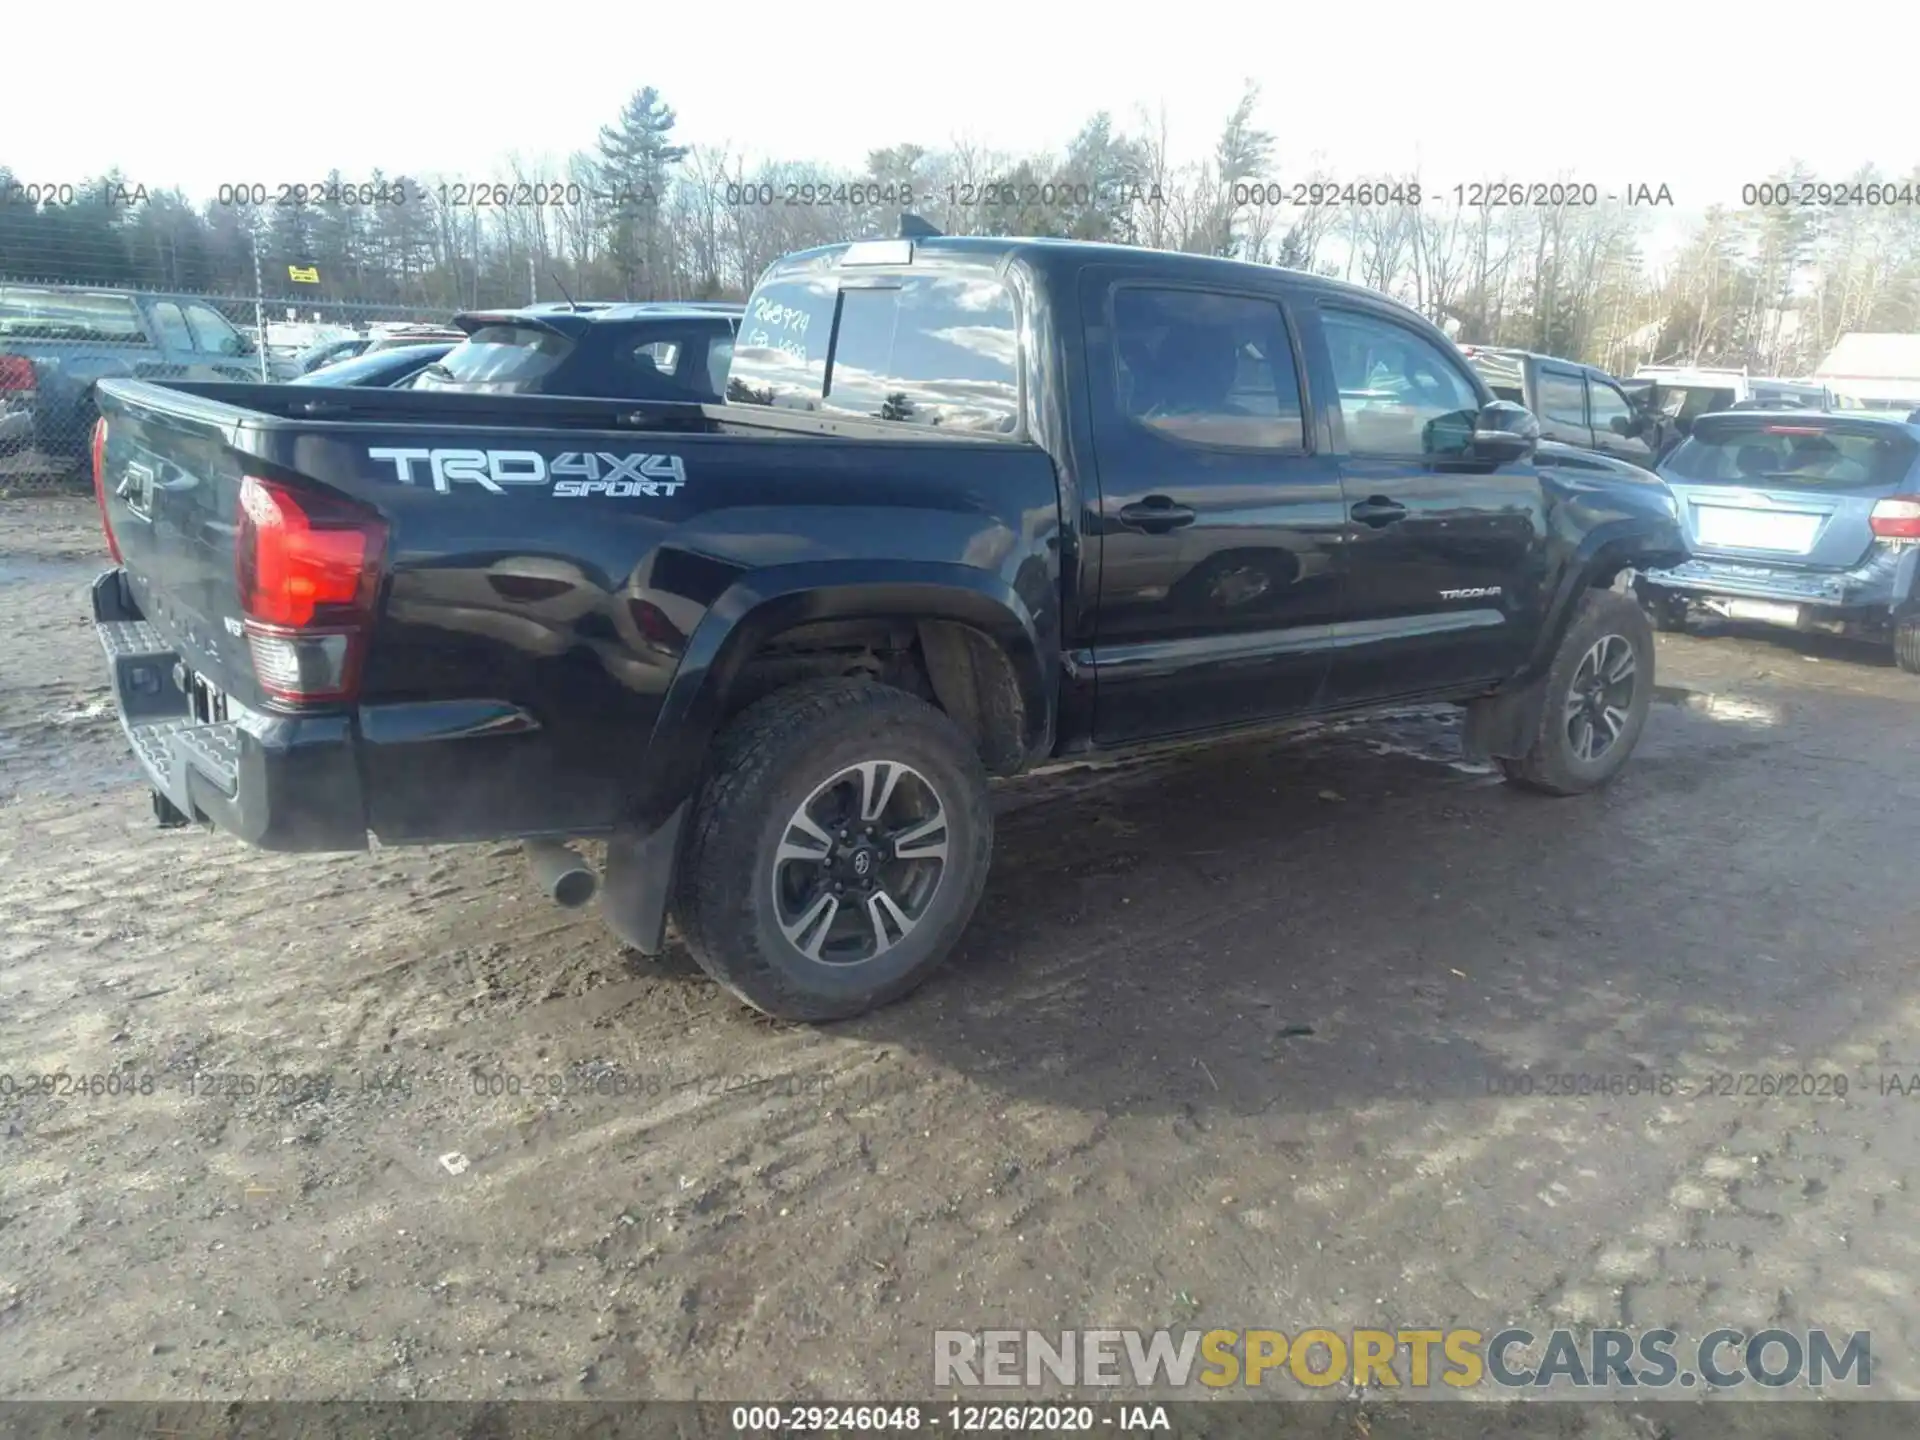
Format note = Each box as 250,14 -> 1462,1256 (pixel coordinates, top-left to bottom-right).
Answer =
0,278 -> 459,494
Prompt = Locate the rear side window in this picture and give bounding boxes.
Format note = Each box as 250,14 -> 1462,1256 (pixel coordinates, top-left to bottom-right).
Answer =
1111,286 -> 1305,450
0,288 -> 144,343
417,325 -> 574,393
1666,421 -> 1920,488
825,276 -> 1019,433
1536,368 -> 1586,427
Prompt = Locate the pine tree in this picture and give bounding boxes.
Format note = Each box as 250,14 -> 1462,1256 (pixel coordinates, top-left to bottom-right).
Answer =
597,87 -> 688,298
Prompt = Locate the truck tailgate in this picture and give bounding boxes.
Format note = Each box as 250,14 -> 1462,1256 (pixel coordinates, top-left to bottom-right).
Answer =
94,382 -> 258,700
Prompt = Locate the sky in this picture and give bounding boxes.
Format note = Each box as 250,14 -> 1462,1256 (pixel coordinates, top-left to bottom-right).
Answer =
6,0 -> 1914,229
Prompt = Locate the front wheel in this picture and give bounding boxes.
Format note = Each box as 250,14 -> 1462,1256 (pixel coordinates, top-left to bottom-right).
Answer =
1500,589 -> 1655,796
672,678 -> 994,1021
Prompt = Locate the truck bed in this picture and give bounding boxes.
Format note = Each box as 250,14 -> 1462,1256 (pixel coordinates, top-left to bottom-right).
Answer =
88,378 -> 1063,850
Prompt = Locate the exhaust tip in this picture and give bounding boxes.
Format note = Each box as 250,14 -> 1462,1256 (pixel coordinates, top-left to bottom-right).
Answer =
551,868 -> 597,909
524,839 -> 598,909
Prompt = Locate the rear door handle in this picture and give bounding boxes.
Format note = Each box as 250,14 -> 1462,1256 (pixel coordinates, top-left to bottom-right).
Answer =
1350,496 -> 1408,527
1118,497 -> 1197,533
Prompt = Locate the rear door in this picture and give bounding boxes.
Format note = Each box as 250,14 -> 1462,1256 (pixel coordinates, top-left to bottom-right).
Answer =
1082,274 -> 1349,742
1661,414 -> 1920,569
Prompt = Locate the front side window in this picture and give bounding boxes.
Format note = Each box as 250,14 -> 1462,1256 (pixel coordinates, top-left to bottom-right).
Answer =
1588,377 -> 1634,435
825,275 -> 1019,433
1322,308 -> 1480,458
148,302 -> 193,351
183,302 -> 244,356
1110,286 -> 1305,450
1536,368 -> 1587,427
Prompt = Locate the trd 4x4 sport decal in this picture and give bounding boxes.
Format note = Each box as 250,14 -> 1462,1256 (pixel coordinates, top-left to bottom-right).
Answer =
368,447 -> 687,497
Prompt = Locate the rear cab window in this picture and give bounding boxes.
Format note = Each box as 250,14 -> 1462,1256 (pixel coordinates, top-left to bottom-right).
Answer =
0,287 -> 146,344
730,266 -> 1020,433
1666,419 -> 1920,489
416,324 -> 574,394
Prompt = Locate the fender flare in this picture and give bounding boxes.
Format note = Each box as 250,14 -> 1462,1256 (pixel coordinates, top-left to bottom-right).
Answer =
1526,517 -> 1679,680
630,560 -> 1052,830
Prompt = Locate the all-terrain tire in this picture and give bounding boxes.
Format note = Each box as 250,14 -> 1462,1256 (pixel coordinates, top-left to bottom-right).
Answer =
1896,621 -> 1920,675
672,677 -> 994,1021
1499,588 -> 1656,796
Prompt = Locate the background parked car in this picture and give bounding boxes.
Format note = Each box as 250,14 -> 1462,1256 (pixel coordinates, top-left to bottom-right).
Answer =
1633,409 -> 1920,670
0,283 -> 262,472
411,302 -> 741,402
289,342 -> 454,388
1460,345 -> 1663,465
290,325 -> 466,378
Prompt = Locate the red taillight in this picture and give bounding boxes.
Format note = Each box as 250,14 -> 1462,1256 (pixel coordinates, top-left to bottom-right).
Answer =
1763,424 -> 1825,435
235,475 -> 386,704
1870,496 -> 1920,540
0,355 -> 35,392
90,417 -> 123,564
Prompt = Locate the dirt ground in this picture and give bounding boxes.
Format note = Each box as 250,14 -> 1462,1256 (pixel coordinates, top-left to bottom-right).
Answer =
3,494 -> 1919,1413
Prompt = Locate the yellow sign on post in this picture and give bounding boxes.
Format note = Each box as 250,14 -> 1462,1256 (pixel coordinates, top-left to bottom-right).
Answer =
288,265 -> 320,284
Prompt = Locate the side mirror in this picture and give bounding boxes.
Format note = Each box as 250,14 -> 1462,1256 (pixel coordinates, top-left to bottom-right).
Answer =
1609,414 -> 1637,437
1470,399 -> 1539,462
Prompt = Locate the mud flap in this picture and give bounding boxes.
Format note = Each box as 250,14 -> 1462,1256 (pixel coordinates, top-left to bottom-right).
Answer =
1461,677 -> 1548,763
599,802 -> 688,956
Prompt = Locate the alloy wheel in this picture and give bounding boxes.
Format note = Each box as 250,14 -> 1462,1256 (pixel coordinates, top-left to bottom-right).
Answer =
770,760 -> 950,966
1565,633 -> 1637,763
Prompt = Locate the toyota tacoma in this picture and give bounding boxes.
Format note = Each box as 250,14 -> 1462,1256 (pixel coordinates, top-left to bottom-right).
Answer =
87,235 -> 1687,1020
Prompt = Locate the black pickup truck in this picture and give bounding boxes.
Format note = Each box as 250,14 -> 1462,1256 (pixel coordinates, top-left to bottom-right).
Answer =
87,235 -> 1686,1020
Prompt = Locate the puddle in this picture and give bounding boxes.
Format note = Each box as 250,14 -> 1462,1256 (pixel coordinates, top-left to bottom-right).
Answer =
1654,684 -> 1784,727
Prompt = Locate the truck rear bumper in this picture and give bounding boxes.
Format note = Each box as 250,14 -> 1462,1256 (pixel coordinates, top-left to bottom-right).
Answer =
93,569 -> 369,852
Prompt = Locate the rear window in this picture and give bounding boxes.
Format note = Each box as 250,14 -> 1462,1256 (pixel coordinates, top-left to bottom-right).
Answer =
825,277 -> 1018,432
728,278 -> 837,409
1666,420 -> 1920,489
416,325 -> 573,393
0,288 -> 145,343
729,271 -> 1020,432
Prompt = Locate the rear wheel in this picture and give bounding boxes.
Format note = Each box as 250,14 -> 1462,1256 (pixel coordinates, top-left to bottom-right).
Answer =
1500,589 -> 1655,796
672,678 -> 994,1021
1896,620 -> 1920,675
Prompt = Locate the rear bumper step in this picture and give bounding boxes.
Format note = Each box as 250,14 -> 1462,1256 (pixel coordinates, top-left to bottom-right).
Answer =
92,568 -> 369,852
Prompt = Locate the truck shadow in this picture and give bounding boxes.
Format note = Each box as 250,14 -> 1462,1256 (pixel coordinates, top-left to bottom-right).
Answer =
835,683 -> 1910,1122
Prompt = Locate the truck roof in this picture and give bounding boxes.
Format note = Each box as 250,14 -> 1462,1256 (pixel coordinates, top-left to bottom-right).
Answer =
765,234 -> 1439,324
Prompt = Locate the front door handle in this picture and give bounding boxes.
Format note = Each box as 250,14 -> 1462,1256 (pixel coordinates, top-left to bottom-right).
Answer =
1350,496 -> 1408,527
1118,497 -> 1197,533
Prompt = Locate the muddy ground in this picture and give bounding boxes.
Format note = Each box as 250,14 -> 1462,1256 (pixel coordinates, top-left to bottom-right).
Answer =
3,495 -> 1918,1417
